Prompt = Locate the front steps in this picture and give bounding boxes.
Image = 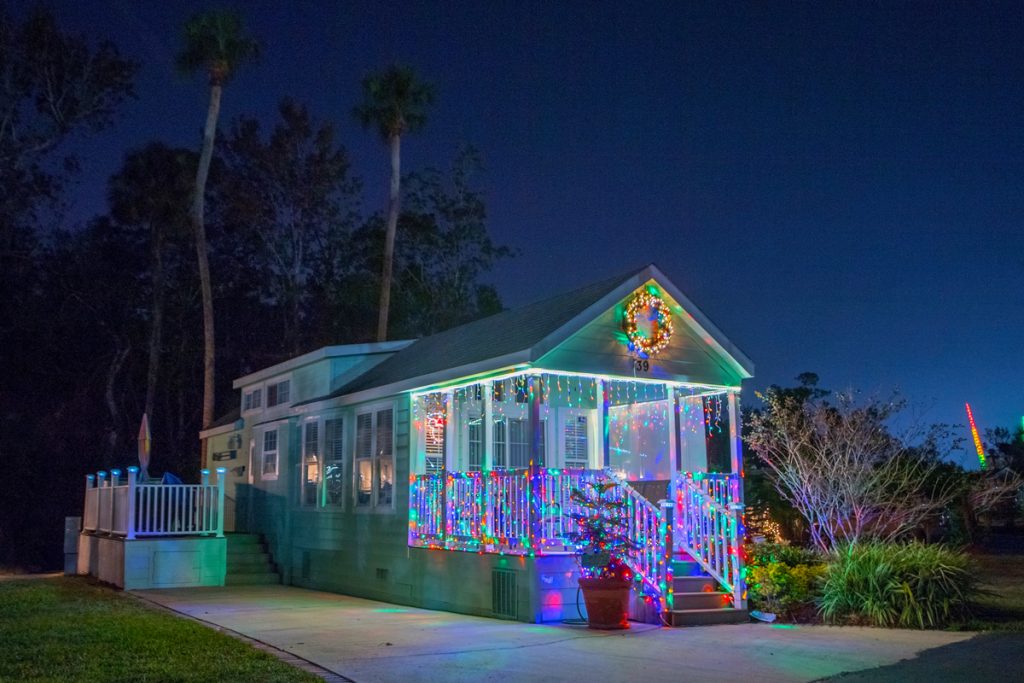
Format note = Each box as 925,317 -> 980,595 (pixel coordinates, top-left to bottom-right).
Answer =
225,533 -> 280,586
668,556 -> 748,627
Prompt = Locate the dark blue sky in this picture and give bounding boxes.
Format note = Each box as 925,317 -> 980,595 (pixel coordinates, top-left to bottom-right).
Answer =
48,1 -> 1024,453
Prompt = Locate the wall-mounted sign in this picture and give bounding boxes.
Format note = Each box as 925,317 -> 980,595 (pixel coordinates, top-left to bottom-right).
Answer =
212,450 -> 237,462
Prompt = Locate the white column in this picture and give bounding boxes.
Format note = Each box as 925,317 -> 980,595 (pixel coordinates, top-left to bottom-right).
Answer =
483,381 -> 494,471
597,378 -> 608,468
126,466 -> 138,540
216,467 -> 227,538
727,391 -> 745,610
444,389 -> 456,470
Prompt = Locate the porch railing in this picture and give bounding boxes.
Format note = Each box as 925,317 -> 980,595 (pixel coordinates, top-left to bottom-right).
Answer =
82,466 -> 226,539
673,472 -> 744,608
409,468 -> 672,613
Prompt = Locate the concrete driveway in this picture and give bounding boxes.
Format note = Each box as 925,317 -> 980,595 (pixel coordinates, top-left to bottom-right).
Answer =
136,585 -> 973,683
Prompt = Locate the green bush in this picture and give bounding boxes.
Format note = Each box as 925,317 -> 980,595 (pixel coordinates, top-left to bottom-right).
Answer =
820,542 -> 980,629
746,542 -> 826,618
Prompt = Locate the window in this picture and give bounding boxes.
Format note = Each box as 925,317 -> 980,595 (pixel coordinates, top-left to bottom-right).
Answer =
261,429 -> 278,478
508,418 -> 545,468
468,418 -> 483,471
267,379 -> 291,407
493,418 -> 507,469
323,418 -> 344,506
564,415 -> 589,469
243,388 -> 262,411
355,407 -> 394,509
301,421 -> 319,506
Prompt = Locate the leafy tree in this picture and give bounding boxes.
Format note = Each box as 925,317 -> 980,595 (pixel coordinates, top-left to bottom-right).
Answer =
176,10 -> 259,433
747,388 -> 959,553
106,143 -> 196,428
353,64 -> 435,341
385,147 -> 511,336
218,100 -> 360,354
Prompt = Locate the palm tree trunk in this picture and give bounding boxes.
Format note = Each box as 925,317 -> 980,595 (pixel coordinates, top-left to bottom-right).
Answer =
192,84 -> 221,437
376,132 -> 401,342
144,227 -> 165,423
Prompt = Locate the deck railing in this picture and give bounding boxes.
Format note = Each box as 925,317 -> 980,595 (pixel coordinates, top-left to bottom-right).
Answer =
409,468 -> 672,613
673,472 -> 744,608
82,466 -> 226,539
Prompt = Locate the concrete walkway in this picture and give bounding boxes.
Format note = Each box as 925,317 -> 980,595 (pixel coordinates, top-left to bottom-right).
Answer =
136,585 -> 974,683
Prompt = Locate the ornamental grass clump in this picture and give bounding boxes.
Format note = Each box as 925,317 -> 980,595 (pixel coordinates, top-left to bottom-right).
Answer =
820,542 -> 980,629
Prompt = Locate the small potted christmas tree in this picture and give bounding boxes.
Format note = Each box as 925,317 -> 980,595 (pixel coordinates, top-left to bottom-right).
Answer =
567,481 -> 638,629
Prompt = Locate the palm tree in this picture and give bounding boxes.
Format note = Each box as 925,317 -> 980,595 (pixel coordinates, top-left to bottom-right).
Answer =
353,65 -> 434,341
176,11 -> 258,433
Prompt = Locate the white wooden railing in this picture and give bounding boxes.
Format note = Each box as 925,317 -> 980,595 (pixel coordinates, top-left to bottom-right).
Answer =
409,468 -> 673,613
82,466 -> 226,539
674,472 -> 744,608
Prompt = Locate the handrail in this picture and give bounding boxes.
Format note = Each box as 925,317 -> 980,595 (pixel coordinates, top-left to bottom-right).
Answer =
674,472 -> 742,599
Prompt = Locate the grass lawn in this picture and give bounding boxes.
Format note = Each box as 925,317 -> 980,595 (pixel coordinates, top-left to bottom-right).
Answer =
0,577 -> 318,682
958,552 -> 1024,632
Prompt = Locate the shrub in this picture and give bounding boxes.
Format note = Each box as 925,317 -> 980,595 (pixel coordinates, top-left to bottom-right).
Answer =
746,542 -> 826,619
820,542 -> 980,629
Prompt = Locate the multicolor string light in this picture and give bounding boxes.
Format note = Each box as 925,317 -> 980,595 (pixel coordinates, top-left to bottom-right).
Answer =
966,402 -> 987,470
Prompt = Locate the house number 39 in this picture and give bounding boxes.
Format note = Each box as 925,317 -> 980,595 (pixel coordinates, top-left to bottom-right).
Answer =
633,359 -> 650,372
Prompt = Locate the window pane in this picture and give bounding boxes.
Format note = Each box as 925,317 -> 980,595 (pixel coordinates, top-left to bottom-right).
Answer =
278,380 -> 290,404
378,456 -> 393,506
376,408 -> 393,456
423,394 -> 446,474
324,419 -> 344,506
264,430 -> 277,452
564,415 -> 588,468
356,413 -> 373,459
493,418 -> 507,469
253,389 -> 262,408
302,422 -> 320,506
356,459 -> 372,506
510,419 -> 528,468
267,384 -> 278,406
468,419 -> 483,471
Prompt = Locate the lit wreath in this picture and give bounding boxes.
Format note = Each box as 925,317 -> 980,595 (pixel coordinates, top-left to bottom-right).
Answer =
623,292 -> 674,357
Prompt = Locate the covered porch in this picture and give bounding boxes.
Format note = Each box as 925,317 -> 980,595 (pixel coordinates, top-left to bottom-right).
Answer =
407,369 -> 745,618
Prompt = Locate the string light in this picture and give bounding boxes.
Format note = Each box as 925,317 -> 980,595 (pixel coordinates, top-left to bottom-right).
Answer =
966,402 -> 987,470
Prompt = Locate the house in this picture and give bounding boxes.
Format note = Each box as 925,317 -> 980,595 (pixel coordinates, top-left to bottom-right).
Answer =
81,264 -> 754,625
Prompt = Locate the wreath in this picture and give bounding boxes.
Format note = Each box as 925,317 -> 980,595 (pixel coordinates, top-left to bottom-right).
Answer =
623,291 -> 673,357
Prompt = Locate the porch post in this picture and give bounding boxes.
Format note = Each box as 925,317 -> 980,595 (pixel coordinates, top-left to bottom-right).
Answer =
727,391 -> 746,609
483,380 -> 494,471
216,467 -> 226,538
527,374 -> 543,553
597,379 -> 609,468
443,389 -> 455,546
110,469 -> 121,487
126,467 -> 137,540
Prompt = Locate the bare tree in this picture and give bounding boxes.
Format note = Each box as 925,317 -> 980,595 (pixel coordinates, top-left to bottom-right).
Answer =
747,390 -> 958,553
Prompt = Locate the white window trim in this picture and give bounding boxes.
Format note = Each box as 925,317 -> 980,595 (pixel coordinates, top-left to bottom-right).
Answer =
300,416 -> 322,507
266,375 -> 293,409
354,401 -> 395,512
242,384 -> 265,416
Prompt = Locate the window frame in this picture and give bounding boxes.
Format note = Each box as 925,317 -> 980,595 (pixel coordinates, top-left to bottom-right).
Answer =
260,428 -> 279,480
354,402 -> 396,512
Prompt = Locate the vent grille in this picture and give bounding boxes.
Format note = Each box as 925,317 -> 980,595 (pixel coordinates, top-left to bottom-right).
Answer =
491,569 -> 518,619
375,567 -> 388,580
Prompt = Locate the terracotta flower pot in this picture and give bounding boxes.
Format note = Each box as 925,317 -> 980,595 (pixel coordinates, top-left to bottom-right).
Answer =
579,576 -> 632,629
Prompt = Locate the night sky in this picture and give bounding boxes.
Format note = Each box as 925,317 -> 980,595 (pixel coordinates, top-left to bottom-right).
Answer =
42,1 -> 1024,458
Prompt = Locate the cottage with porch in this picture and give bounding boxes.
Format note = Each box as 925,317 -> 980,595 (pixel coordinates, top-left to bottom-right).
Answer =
79,264 -> 753,626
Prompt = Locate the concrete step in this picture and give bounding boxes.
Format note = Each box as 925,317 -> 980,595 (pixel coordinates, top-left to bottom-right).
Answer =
227,557 -> 277,573
225,571 -> 280,586
673,575 -> 719,593
225,534 -> 264,547
670,608 -> 748,627
673,591 -> 733,610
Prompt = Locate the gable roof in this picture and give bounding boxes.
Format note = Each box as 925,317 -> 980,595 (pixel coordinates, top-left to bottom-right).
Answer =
330,267 -> 641,397
309,263 -> 753,404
